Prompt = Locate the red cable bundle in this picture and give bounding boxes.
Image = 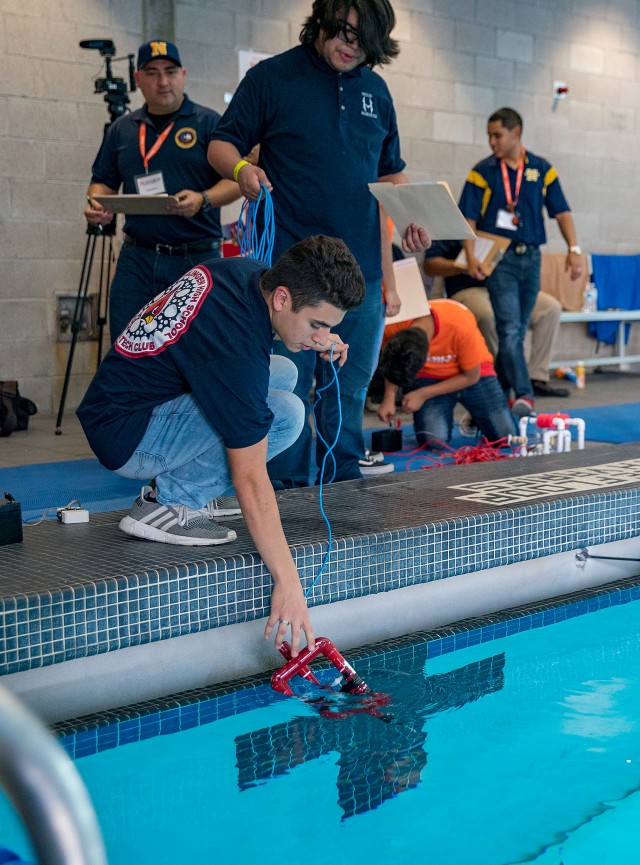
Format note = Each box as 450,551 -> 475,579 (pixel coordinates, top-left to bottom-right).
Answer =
386,437 -> 520,471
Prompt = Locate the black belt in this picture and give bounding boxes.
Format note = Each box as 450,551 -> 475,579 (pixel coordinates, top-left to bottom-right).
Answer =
512,242 -> 537,255
124,235 -> 221,256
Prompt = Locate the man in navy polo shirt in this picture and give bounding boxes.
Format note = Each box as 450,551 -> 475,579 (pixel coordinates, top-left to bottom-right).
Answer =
459,107 -> 582,417
85,39 -> 242,341
209,0 -> 430,488
77,236 -> 365,656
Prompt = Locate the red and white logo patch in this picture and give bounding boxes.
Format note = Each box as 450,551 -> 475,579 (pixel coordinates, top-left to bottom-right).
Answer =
115,265 -> 212,357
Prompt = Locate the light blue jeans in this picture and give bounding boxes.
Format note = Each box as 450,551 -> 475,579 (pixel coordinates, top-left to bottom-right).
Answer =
115,355 -> 304,509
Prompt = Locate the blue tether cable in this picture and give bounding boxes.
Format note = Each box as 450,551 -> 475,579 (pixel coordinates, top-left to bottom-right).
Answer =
237,183 -> 275,266
237,188 -> 339,597
305,344 -> 342,598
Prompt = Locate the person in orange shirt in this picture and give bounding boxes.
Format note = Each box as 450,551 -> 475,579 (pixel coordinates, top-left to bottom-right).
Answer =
377,298 -> 516,447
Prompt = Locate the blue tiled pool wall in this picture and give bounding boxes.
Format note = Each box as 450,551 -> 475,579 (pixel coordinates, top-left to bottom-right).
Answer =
2,488 -> 640,676
53,573 -> 640,758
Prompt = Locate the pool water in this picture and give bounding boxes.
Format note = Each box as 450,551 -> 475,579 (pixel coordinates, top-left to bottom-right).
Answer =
1,591 -> 640,865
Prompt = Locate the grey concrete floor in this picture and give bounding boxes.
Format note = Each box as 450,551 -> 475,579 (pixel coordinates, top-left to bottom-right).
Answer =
1,367 -> 639,469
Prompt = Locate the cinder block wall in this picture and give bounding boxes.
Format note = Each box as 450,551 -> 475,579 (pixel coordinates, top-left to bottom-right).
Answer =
2,0 -> 640,414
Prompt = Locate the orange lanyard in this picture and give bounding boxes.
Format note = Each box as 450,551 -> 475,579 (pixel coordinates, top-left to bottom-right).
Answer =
500,149 -> 525,212
139,121 -> 175,172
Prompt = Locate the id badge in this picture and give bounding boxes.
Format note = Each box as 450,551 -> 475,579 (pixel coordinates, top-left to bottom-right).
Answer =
496,208 -> 517,231
134,171 -> 166,195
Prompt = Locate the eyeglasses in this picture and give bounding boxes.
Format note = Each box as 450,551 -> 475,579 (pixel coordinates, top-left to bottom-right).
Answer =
336,17 -> 360,46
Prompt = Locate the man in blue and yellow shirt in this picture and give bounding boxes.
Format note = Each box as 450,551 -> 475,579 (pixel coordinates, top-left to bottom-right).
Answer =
458,107 -> 582,417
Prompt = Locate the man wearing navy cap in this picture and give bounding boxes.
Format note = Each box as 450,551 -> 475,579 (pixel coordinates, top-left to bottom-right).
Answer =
84,40 -> 242,341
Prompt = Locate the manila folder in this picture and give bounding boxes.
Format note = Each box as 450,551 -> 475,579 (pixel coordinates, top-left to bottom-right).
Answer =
369,181 -> 475,241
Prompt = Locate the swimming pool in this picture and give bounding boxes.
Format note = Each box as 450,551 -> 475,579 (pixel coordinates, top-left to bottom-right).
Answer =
1,579 -> 640,864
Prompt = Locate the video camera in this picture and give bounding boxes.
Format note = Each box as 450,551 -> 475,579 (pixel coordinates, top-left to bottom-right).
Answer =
80,39 -> 136,124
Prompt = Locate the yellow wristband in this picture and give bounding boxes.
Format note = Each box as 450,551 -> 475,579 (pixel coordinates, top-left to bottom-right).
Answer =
233,159 -> 250,182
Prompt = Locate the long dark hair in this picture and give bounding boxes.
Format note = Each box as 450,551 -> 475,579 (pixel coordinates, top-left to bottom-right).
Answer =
300,0 -> 399,67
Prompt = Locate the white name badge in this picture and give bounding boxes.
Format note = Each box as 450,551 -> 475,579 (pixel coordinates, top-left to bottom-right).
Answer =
496,208 -> 517,231
134,171 -> 166,195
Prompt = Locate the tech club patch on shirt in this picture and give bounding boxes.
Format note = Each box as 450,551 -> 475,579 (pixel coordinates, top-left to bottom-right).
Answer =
115,265 -> 212,357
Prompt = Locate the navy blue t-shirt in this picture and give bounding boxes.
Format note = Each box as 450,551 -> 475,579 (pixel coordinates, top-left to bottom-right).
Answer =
213,44 -> 405,282
77,257 -> 273,470
458,151 -> 570,247
91,96 -> 224,244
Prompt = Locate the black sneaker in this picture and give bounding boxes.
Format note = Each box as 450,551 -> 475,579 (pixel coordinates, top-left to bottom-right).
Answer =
531,379 -> 570,398
358,449 -> 394,475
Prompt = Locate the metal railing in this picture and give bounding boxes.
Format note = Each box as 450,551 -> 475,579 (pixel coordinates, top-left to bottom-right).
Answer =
0,683 -> 107,865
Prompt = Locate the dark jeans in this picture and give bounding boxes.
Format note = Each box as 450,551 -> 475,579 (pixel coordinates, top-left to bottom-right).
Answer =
267,279 -> 385,487
486,246 -> 541,400
109,243 -> 221,343
406,374 -> 516,448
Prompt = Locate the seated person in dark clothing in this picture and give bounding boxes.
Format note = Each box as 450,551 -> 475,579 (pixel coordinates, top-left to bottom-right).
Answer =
423,239 -> 569,398
377,298 -> 516,447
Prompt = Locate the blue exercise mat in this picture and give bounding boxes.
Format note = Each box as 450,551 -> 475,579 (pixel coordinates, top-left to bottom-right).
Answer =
0,459 -> 141,521
567,403 -> 640,444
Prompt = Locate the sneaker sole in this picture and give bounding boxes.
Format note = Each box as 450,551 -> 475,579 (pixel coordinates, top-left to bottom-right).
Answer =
211,509 -> 244,520
119,516 -> 237,546
359,463 -> 395,475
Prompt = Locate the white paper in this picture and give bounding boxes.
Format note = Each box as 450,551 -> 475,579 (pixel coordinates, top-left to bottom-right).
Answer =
385,257 -> 431,325
454,237 -> 495,268
369,181 -> 476,241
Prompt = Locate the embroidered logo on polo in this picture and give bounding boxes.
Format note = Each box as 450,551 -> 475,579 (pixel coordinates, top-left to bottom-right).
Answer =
115,265 -> 212,357
525,167 -> 540,182
361,92 -> 377,119
175,127 -> 197,148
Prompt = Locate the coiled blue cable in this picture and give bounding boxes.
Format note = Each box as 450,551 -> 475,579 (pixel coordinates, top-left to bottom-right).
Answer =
305,344 -> 342,598
237,183 -> 275,266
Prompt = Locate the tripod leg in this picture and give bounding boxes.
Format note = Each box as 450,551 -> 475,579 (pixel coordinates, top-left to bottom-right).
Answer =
95,234 -> 115,366
55,233 -> 98,434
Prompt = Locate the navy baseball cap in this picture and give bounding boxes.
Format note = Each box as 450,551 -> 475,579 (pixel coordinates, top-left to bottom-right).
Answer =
137,40 -> 182,70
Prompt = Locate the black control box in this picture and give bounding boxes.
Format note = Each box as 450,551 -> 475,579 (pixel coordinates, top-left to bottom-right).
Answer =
0,493 -> 23,546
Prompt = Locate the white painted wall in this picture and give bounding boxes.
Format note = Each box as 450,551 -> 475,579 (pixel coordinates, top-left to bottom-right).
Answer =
2,0 -> 640,412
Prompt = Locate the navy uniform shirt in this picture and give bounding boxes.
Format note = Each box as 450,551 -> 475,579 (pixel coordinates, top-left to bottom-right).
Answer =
213,44 -> 405,283
77,258 -> 273,471
458,151 -> 570,247
91,96 -> 224,245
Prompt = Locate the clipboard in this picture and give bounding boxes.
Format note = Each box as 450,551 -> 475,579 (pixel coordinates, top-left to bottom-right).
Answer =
453,230 -> 511,276
93,194 -> 180,215
385,257 -> 431,325
368,180 -> 475,241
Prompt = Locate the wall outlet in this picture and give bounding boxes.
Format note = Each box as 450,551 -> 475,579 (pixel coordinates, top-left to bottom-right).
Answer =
56,294 -> 98,342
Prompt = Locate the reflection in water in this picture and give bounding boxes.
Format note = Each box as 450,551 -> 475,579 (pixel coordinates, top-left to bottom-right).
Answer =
236,650 -> 505,819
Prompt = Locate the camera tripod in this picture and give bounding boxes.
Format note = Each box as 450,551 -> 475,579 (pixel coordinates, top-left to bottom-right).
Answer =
55,38 -> 135,433
54,221 -> 116,434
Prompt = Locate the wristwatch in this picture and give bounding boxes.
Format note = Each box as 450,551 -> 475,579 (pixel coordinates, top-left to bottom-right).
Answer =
568,245 -> 582,254
200,191 -> 212,212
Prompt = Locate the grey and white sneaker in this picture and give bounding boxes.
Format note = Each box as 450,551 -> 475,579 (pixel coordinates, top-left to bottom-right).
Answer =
119,487 -> 237,546
203,495 -> 243,520
358,449 -> 394,475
